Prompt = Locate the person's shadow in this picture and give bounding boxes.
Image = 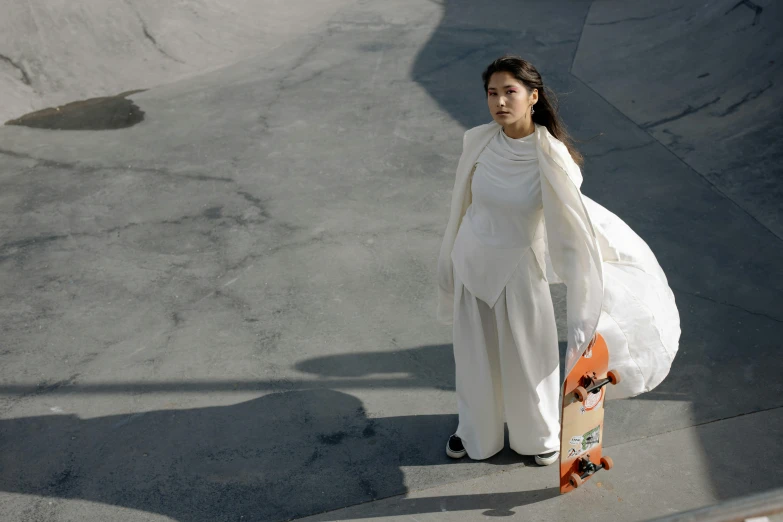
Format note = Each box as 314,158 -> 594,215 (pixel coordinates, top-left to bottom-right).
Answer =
0,385 -> 557,521
296,340 -> 571,390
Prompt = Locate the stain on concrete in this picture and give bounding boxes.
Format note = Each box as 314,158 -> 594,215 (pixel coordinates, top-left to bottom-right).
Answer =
641,96 -> 722,129
587,6 -> 683,26
0,234 -> 70,262
171,312 -> 184,327
718,81 -> 774,116
48,465 -> 78,496
5,90 -> 146,130
32,374 -> 81,397
236,191 -> 264,209
305,449 -> 320,465
359,478 -> 377,499
318,431 -> 347,445
201,206 -> 223,220
358,42 -> 395,52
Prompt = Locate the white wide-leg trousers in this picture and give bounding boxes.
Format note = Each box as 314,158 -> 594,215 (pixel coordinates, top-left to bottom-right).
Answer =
452,252 -> 561,459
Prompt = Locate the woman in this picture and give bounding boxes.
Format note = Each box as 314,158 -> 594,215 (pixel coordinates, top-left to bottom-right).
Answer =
436,56 -> 680,465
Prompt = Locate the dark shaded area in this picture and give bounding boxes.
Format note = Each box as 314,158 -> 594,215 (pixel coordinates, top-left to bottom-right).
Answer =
411,0 -> 783,505
315,488 -> 560,519
0,389 -> 546,522
5,89 -> 146,130
411,0 -> 588,131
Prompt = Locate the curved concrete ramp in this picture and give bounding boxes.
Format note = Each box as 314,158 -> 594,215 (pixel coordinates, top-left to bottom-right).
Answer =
0,0 -> 353,123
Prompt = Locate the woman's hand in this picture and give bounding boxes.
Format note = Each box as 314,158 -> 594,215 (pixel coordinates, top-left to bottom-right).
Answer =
437,253 -> 454,296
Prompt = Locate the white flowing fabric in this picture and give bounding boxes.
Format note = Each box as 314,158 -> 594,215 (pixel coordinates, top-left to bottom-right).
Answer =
583,197 -> 681,398
436,122 -> 680,399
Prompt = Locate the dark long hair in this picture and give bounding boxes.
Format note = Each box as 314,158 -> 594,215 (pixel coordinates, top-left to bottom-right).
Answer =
482,55 -> 583,167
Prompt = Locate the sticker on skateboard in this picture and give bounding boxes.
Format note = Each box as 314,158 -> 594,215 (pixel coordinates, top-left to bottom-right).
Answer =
583,388 -> 603,411
568,425 -> 600,459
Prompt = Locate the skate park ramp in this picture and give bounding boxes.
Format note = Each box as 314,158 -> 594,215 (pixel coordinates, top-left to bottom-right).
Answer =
0,0 -> 781,521
0,0 -> 353,124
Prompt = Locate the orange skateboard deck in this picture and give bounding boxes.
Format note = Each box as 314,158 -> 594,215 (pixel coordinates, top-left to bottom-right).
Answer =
559,333 -> 620,493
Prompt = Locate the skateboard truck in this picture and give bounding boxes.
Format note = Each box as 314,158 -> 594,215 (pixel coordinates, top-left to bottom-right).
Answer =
573,370 -> 621,403
568,455 -> 614,488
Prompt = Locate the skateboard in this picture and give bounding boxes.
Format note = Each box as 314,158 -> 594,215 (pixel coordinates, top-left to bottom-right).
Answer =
559,333 -> 620,493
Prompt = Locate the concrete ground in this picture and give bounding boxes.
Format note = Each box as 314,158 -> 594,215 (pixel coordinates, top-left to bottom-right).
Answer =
0,1 -> 781,521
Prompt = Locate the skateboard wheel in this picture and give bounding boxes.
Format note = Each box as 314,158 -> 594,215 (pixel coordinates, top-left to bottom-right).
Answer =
574,386 -> 588,402
569,472 -> 583,488
600,456 -> 614,470
607,370 -> 621,385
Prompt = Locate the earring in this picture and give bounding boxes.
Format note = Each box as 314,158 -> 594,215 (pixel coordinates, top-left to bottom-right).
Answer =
531,105 -> 535,115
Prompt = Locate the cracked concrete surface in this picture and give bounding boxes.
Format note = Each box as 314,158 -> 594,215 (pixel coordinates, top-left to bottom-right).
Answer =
0,0 -> 356,123
572,0 -> 783,240
0,0 -> 781,521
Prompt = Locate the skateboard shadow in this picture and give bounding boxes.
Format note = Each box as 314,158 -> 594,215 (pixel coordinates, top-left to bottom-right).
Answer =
304,488 -> 559,520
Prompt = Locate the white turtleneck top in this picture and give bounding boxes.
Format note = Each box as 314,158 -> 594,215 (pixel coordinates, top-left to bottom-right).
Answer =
451,128 -> 547,307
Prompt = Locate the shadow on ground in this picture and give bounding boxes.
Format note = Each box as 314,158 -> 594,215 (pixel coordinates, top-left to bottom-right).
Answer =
0,384 -> 552,521
3,333 -> 782,521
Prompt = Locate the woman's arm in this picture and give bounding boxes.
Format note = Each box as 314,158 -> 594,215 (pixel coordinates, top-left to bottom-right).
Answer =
435,131 -> 473,325
540,151 -> 603,373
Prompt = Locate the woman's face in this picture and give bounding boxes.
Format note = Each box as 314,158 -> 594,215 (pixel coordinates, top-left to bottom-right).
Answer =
486,71 -> 537,128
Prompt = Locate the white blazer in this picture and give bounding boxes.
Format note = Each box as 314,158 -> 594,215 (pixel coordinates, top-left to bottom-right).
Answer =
436,122 -> 680,399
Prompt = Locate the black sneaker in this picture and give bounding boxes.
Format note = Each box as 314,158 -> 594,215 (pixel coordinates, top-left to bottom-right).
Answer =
446,434 -> 466,459
534,450 -> 559,466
